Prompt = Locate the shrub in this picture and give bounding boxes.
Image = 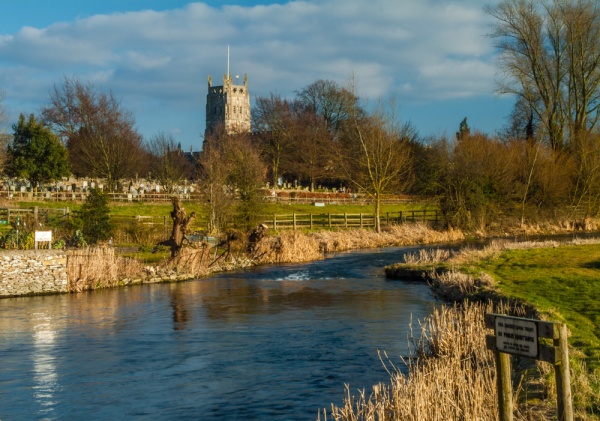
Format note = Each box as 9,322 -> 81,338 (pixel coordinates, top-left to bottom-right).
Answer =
80,188 -> 112,244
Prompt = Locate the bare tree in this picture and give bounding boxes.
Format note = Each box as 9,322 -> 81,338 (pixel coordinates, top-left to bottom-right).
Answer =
488,0 -> 600,149
296,79 -> 358,137
252,94 -> 297,187
284,110 -> 332,191
146,132 -> 194,193
42,77 -> 146,190
335,97 -> 414,232
197,129 -> 266,233
197,130 -> 236,235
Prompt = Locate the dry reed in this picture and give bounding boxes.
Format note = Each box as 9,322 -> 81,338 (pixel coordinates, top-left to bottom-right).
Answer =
255,231 -> 328,264
427,270 -> 495,302
319,301 -> 531,421
402,248 -> 451,265
66,247 -> 143,292
160,246 -> 214,276
310,223 -> 464,254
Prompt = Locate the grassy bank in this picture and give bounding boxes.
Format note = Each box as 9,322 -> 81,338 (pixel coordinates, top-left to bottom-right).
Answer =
363,238 -> 600,420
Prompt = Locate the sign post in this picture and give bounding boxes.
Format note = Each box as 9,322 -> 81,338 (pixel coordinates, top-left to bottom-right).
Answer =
485,313 -> 573,421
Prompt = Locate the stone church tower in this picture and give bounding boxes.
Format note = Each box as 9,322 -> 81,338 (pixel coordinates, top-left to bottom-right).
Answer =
205,72 -> 251,137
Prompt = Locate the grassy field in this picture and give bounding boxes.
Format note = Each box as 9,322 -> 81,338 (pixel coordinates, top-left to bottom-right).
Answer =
8,199 -> 436,220
473,243 -> 600,369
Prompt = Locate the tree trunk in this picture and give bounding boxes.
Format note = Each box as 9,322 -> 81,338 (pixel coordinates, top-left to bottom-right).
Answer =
374,193 -> 381,233
166,196 -> 196,257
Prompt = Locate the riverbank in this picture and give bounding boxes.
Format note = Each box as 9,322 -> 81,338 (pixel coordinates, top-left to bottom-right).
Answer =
2,218 -> 598,298
322,237 -> 600,420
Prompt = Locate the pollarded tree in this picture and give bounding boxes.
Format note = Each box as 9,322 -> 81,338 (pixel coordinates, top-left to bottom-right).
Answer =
42,77 -> 146,190
6,114 -> 70,190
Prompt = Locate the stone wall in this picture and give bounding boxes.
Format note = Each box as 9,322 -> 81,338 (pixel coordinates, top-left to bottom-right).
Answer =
0,250 -> 68,297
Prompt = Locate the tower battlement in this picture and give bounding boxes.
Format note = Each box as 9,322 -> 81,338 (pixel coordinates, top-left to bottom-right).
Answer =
205,72 -> 251,137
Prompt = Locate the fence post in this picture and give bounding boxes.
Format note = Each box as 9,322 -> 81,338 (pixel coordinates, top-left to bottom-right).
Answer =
360,213 -> 363,228
310,213 -> 313,230
496,351 -> 514,421
556,323 -> 573,421
293,213 -> 297,230
328,213 -> 332,228
273,214 -> 277,230
344,213 -> 347,228
34,206 -> 38,225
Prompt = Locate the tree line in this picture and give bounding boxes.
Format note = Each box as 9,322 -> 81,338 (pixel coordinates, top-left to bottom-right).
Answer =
0,0 -> 599,236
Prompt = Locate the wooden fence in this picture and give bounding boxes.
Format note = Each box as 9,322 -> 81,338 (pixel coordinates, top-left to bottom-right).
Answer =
261,210 -> 439,230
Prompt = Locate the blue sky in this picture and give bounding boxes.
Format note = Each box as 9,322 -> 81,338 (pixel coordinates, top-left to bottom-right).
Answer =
0,0 -> 512,150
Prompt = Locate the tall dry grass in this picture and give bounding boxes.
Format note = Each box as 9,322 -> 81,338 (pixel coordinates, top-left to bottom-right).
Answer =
254,230 -> 324,264
67,247 -> 144,292
312,224 -> 464,253
319,301 -> 534,421
402,248 -> 451,265
159,246 -> 215,276
427,270 -> 495,302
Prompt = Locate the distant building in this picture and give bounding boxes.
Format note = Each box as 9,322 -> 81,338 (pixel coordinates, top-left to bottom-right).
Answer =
205,73 -> 251,137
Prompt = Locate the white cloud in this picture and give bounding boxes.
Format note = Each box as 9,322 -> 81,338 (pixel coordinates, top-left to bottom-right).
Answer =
0,0 -> 503,146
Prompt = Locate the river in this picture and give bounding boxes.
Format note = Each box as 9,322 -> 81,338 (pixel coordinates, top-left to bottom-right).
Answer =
0,246 -> 440,420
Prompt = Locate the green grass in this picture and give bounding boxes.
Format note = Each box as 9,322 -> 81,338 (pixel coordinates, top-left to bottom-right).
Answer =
11,199 -> 435,219
474,244 -> 600,369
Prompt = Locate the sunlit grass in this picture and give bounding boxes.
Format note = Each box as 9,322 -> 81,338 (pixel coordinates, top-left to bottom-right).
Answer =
475,244 -> 600,368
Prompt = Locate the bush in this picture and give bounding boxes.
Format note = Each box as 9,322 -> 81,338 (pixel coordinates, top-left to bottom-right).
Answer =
80,188 -> 112,244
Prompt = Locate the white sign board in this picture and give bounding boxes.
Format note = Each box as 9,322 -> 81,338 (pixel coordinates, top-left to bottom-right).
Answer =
35,231 -> 52,242
34,231 -> 53,249
495,316 -> 538,357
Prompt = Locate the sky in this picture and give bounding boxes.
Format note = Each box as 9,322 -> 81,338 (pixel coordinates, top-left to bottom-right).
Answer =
0,0 -> 513,151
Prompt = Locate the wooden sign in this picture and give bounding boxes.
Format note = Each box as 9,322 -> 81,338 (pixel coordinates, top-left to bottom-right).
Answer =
485,313 -> 573,421
495,316 -> 538,357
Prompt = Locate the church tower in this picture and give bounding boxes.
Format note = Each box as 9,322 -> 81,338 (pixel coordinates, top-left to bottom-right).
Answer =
205,66 -> 251,137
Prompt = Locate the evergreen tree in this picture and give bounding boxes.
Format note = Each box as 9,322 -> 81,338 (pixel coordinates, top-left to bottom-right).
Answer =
456,117 -> 470,141
80,188 -> 112,244
6,114 -> 70,189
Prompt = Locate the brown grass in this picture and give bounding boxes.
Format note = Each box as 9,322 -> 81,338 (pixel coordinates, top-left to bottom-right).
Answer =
428,270 -> 495,302
319,301 -> 535,421
311,223 -> 464,252
66,247 -> 144,292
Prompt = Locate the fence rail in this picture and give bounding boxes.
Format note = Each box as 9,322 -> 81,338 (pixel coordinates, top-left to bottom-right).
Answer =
0,207 -> 440,242
261,210 -> 439,230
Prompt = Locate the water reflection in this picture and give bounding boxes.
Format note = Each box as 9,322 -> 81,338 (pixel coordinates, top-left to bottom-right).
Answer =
169,285 -> 189,330
0,246 -> 439,421
32,313 -> 60,418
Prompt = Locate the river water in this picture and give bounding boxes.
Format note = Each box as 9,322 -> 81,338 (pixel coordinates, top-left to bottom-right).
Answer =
0,246 -> 440,420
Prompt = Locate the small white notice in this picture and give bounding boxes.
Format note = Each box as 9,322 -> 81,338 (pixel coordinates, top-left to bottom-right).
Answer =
34,231 -> 52,249
495,316 -> 538,357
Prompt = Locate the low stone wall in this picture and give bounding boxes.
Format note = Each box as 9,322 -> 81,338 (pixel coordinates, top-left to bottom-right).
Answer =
0,249 -> 200,298
0,250 -> 68,297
